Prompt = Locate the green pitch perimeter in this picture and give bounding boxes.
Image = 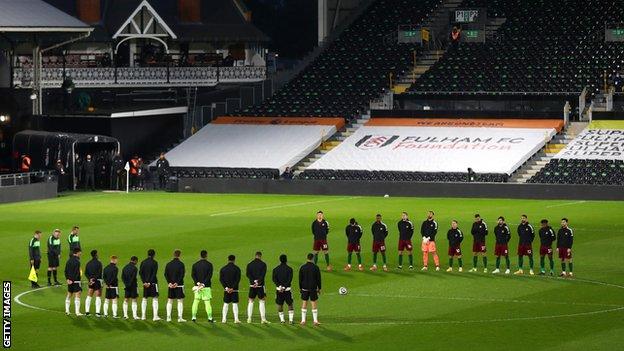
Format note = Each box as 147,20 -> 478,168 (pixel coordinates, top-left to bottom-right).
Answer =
2,192 -> 624,351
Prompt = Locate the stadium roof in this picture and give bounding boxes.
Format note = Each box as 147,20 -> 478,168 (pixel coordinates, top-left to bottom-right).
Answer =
0,0 -> 92,33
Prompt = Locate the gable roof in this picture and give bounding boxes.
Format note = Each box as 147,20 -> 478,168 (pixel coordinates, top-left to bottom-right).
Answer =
44,0 -> 269,42
112,0 -> 177,39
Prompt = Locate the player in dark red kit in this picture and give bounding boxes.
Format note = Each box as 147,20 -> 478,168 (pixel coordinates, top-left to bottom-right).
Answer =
397,212 -> 414,270
492,216 -> 511,274
446,220 -> 463,272
469,214 -> 488,273
344,218 -> 363,271
515,215 -> 535,275
311,211 -> 332,271
557,218 -> 574,278
538,219 -> 556,275
370,214 -> 389,271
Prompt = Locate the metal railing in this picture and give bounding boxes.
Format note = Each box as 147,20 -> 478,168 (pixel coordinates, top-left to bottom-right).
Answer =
0,171 -> 54,187
13,66 -> 266,89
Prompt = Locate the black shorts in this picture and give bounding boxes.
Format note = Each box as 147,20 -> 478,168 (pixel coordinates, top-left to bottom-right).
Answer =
275,291 -> 293,306
248,286 -> 266,299
67,282 -> 82,293
223,291 -> 239,303
105,287 -> 119,299
300,289 -> 318,302
32,259 -> 41,270
143,283 -> 159,298
47,254 -> 59,268
168,287 -> 185,299
124,287 -> 138,299
87,279 -> 102,291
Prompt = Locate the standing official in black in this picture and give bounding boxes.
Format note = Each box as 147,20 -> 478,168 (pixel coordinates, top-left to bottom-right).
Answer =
156,152 -> 170,189
219,254 -> 241,323
299,253 -> 321,326
111,152 -> 125,190
246,251 -> 268,324
28,230 -> 42,288
272,254 -> 294,324
83,154 -> 95,191
64,248 -> 83,316
47,229 -> 62,286
164,249 -> 186,322
139,249 -> 160,321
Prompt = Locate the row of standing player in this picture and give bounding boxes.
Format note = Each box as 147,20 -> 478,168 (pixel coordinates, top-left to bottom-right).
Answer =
310,211 -> 575,277
48,246 -> 323,326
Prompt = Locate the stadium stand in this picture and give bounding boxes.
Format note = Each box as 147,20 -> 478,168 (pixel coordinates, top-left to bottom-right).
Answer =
238,0 -> 441,119
529,122 -> 624,185
408,0 -> 624,94
159,117 -> 344,178
301,118 -> 562,182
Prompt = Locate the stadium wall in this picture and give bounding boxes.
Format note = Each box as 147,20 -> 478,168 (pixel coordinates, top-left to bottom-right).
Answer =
177,178 -> 624,201
0,181 -> 57,204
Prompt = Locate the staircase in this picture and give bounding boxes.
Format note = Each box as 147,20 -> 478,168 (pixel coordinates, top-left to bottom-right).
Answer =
393,49 -> 446,94
509,122 -> 588,183
292,114 -> 371,177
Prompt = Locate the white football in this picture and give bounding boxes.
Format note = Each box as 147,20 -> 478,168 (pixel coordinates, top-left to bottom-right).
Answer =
384,194 -> 390,198
338,286 -> 348,295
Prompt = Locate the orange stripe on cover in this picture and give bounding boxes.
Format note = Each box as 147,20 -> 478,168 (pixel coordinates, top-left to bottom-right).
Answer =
214,116 -> 345,130
365,118 -> 564,132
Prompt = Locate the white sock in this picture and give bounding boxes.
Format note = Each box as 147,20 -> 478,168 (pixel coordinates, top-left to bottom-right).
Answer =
247,300 -> 254,320
132,301 -> 138,318
74,297 -> 81,314
288,309 -> 294,322
301,308 -> 307,322
278,311 -> 285,322
259,300 -> 266,321
232,303 -> 239,322
166,300 -> 172,319
85,296 -> 92,313
312,309 -> 318,323
141,299 -> 147,319
103,300 -> 109,316
112,300 -> 118,317
65,297 -> 71,313
123,301 -> 128,318
95,297 -> 101,314
152,299 -> 159,318
222,303 -> 229,322
177,300 -> 184,320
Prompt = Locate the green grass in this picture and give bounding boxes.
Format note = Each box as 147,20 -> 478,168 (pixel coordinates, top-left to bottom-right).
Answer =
2,192 -> 624,351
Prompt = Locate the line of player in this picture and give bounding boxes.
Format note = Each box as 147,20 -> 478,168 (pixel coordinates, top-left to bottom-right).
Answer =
310,210 -> 574,276
28,234 -> 323,326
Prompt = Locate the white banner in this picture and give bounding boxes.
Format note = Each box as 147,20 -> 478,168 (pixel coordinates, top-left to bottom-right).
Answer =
308,126 -> 555,175
160,124 -> 336,172
554,129 -> 624,160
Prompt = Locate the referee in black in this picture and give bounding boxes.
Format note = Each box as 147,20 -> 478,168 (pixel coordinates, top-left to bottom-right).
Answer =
272,254 -> 294,324
139,249 -> 160,321
165,249 -> 186,322
299,253 -> 321,326
47,229 -> 62,286
28,230 -> 42,288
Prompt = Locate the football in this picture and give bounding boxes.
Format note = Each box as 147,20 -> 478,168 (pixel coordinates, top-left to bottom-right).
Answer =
338,287 -> 348,295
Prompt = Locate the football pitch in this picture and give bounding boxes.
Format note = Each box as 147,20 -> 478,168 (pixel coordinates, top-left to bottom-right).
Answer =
2,192 -> 624,351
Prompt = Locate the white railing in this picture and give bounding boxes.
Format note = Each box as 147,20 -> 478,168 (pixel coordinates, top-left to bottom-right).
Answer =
13,66 -> 266,88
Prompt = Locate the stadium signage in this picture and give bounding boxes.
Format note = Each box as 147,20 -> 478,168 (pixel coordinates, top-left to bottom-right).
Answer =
309,126 -> 555,174
555,129 -> 624,160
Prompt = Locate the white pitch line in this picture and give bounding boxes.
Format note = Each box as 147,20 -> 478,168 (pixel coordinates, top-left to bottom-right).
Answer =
209,196 -> 361,217
545,200 -> 587,208
14,286 -> 63,314
335,306 -> 624,326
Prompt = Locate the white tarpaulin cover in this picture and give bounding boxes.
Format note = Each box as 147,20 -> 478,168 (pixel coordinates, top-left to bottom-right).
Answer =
554,129 -> 624,160
308,126 -> 555,175
162,124 -> 336,172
